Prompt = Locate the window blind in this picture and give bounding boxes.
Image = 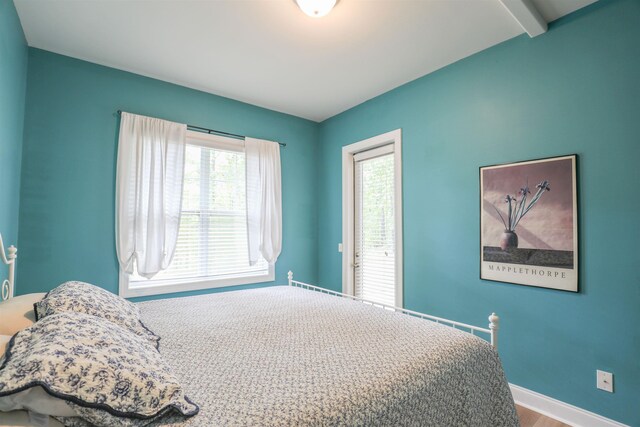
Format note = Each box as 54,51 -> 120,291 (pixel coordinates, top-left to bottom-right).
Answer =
354,148 -> 396,307
130,141 -> 268,286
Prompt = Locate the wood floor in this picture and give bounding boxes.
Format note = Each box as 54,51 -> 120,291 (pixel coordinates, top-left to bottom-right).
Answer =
517,405 -> 571,427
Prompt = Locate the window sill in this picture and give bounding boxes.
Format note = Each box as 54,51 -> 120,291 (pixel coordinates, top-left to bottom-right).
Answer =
119,266 -> 275,298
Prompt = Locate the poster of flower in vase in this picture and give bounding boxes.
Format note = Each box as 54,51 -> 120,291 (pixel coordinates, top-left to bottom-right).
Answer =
480,154 -> 578,291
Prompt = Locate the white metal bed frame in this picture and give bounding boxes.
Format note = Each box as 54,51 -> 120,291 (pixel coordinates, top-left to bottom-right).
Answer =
0,237 -> 499,349
0,233 -> 17,301
288,271 -> 500,350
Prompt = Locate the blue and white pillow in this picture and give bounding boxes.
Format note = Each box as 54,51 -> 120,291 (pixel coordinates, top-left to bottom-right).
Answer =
34,281 -> 160,348
0,311 -> 198,426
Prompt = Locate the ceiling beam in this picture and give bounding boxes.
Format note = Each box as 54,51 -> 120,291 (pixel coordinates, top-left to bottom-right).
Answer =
498,0 -> 548,38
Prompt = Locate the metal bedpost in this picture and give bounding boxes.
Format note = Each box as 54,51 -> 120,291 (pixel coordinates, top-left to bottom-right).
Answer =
0,233 -> 17,301
8,245 -> 16,299
489,313 -> 499,350
288,271 -> 293,287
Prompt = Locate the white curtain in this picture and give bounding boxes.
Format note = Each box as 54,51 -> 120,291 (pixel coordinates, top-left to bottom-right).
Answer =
115,112 -> 187,278
245,137 -> 282,265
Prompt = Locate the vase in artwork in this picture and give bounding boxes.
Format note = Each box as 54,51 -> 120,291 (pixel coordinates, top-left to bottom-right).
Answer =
499,230 -> 518,250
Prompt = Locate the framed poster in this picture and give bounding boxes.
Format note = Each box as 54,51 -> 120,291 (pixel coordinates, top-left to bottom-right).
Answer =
480,155 -> 578,292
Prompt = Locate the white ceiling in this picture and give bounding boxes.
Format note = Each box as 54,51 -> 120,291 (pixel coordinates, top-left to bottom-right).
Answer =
14,0 -> 597,122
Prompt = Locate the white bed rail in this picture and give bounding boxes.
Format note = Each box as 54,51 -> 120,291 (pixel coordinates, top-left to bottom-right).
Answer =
287,271 -> 499,350
0,233 -> 17,301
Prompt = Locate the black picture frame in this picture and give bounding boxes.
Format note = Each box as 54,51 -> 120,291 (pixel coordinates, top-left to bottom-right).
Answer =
479,154 -> 579,292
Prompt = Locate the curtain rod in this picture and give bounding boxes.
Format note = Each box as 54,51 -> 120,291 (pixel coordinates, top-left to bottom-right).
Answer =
115,110 -> 286,148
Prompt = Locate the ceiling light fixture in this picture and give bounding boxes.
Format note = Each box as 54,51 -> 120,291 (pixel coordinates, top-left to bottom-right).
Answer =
295,0 -> 337,18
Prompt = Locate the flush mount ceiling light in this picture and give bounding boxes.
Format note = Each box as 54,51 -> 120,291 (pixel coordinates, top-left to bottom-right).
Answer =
295,0 -> 337,18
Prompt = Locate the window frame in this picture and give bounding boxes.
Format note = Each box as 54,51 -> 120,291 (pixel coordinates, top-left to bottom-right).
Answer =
119,130 -> 274,298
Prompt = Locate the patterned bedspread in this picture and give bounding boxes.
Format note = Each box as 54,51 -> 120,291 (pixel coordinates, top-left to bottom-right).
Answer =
137,286 -> 518,426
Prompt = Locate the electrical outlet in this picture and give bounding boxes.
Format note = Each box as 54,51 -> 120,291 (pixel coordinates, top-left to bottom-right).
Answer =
338,243 -> 343,253
597,370 -> 613,392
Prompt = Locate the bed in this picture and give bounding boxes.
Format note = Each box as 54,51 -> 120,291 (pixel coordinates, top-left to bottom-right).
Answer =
0,236 -> 518,426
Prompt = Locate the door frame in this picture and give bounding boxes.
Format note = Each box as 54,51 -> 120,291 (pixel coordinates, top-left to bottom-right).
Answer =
341,129 -> 403,307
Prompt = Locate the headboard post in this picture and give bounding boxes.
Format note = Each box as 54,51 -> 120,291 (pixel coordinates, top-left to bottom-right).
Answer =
7,245 -> 17,299
287,271 -> 293,287
0,233 -> 17,301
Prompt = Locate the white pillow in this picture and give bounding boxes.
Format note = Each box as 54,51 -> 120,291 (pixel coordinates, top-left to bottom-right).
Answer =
0,410 -> 65,427
0,387 -> 76,416
0,334 -> 10,358
0,293 -> 46,336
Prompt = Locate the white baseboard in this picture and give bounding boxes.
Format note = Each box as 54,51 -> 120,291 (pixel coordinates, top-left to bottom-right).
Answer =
509,384 -> 627,427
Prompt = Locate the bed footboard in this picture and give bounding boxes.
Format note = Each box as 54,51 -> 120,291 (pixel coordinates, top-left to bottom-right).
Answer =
287,271 -> 499,350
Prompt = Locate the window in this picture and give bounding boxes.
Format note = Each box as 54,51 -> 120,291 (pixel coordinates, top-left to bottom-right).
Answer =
120,131 -> 273,298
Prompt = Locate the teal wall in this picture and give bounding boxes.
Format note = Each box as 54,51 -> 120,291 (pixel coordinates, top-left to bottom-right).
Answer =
318,0 -> 639,424
0,0 -> 28,255
12,0 -> 640,423
18,48 -> 319,299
